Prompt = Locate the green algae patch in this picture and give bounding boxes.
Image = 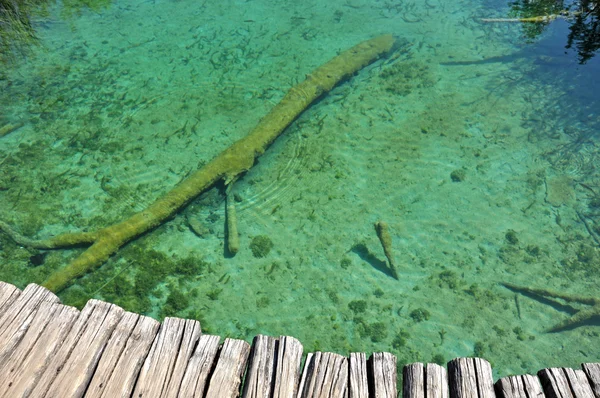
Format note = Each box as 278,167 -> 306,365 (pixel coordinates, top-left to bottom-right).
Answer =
249,235 -> 274,258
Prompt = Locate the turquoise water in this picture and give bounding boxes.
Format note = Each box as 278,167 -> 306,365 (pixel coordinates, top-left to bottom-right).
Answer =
1,0 -> 600,380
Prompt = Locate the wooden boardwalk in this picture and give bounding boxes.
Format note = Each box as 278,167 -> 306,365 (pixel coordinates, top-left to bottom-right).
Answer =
0,282 -> 599,398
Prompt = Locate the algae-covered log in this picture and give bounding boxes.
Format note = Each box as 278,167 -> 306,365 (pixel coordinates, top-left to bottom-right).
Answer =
0,34 -> 396,292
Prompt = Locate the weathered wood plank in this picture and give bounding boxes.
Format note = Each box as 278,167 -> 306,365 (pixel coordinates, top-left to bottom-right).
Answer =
84,312 -> 160,398
242,334 -> 277,398
179,334 -> 221,398
582,363 -> 600,398
132,317 -> 201,398
30,299 -> 124,397
448,357 -> 495,398
369,352 -> 397,398
404,363 -> 425,398
404,362 -> 449,398
273,335 -> 303,398
0,283 -> 59,357
349,353 -> 368,398
0,281 -> 20,312
495,374 -> 544,398
538,368 -> 595,398
0,302 -> 79,398
427,363 -> 449,398
298,352 -> 349,398
205,338 -> 252,398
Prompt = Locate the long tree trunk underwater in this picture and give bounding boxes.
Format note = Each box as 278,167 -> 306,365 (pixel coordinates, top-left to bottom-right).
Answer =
0,34 -> 397,293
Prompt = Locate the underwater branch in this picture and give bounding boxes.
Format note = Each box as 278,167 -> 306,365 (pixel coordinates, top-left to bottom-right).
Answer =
0,34 -> 397,293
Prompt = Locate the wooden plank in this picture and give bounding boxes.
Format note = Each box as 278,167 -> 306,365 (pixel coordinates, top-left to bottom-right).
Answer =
404,363 -> 425,398
349,353 -> 368,398
132,317 -> 201,398
298,352 -> 349,398
0,283 -> 59,356
30,299 -> 124,397
448,357 -> 495,398
495,374 -> 544,398
582,363 -> 600,398
538,368 -> 595,398
84,312 -> 160,398
369,352 -> 397,398
0,302 -> 79,398
205,338 -> 252,398
242,334 -> 277,398
427,363 -> 449,398
273,335 -> 303,398
0,281 -> 20,312
179,334 -> 221,398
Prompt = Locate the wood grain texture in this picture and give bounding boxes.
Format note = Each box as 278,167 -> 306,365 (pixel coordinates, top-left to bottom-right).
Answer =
427,363 -> 449,398
84,313 -> 160,398
0,302 -> 79,398
0,281 -> 20,312
495,374 -> 544,398
349,353 -> 368,398
133,317 -> 201,398
448,357 -> 495,398
298,352 -> 349,398
31,300 -> 124,397
404,363 -> 425,398
582,363 -> 600,398
205,338 -> 252,398
273,335 -> 303,398
179,334 -> 221,398
0,283 -> 59,358
538,368 -> 595,398
369,352 -> 397,398
242,334 -> 277,398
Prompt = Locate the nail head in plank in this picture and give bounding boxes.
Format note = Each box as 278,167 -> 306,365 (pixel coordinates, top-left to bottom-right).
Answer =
242,334 -> 277,398
298,351 -> 349,398
84,313 -> 160,398
0,302 -> 79,398
369,352 -> 397,398
349,353 -> 368,398
205,338 -> 251,398
538,368 -> 595,398
273,335 -> 303,398
448,357 -> 495,398
133,317 -> 201,398
495,374 -> 544,398
179,334 -> 221,398
0,281 -> 20,312
582,363 -> 600,398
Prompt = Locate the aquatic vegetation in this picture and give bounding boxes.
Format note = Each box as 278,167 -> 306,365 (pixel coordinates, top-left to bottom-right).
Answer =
379,60 -> 437,96
348,299 -> 367,314
409,308 -> 431,323
0,34 -> 397,293
391,329 -> 410,349
249,235 -> 274,258
340,256 -> 351,269
505,229 -> 519,245
450,169 -> 466,182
